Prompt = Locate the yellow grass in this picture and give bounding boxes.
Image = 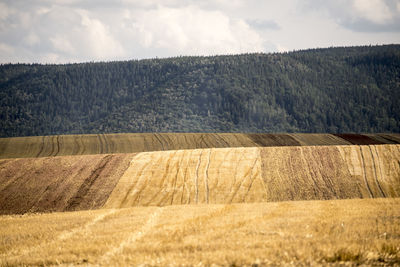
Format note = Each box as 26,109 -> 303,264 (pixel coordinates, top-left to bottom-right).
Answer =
1,198 -> 399,266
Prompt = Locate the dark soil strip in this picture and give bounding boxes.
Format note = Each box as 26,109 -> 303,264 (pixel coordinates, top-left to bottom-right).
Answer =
334,134 -> 386,145
65,155 -> 113,211
247,134 -> 300,147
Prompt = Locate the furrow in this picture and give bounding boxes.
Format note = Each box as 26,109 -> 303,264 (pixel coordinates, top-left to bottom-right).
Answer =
97,134 -> 104,154
117,156 -> 154,208
154,133 -> 165,151
65,155 -> 113,211
228,150 -> 249,203
35,136 -> 45,157
359,146 -> 374,198
155,151 -> 178,206
194,150 -> 203,204
55,135 -> 60,156
204,149 -> 211,204
369,146 -> 386,197
242,156 -> 260,202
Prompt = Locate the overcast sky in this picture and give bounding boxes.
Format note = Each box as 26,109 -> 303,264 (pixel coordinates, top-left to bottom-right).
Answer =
1,0 -> 399,63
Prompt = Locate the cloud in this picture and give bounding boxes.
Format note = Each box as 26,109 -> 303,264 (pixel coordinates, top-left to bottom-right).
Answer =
77,10 -> 125,59
301,0 -> 400,32
352,0 -> 393,24
1,0 -> 399,63
0,1 -> 266,63
126,5 -> 264,56
0,3 -> 125,63
247,19 -> 280,30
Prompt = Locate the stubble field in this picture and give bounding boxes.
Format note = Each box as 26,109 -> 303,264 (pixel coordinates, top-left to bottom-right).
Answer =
1,199 -> 399,266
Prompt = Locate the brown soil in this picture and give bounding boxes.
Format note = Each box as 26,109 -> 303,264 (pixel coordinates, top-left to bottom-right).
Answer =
247,133 -> 300,146
333,134 -> 387,145
0,154 -> 132,214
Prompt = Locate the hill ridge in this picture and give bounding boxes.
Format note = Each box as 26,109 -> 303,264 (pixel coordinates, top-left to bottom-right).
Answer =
1,133 -> 399,159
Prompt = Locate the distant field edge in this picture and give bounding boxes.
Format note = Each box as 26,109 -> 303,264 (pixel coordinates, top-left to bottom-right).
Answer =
0,133 -> 399,159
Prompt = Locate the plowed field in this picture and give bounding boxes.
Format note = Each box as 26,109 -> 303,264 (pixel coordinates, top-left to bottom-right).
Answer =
1,133 -> 399,158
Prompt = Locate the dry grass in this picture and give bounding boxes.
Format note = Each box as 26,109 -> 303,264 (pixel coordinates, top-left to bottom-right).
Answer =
0,198 -> 399,266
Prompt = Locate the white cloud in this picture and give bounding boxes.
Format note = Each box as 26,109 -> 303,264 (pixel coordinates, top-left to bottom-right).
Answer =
128,5 -> 264,56
352,0 -> 393,24
77,11 -> 125,59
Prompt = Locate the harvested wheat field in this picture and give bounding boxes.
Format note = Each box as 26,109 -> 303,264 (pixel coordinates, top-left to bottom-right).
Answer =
1,133 -> 399,158
1,145 -> 399,214
1,198 -> 399,266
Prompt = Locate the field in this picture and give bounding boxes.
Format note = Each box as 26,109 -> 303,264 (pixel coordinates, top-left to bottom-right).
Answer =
1,133 -> 400,265
1,133 -> 399,159
1,145 -> 399,214
1,198 -> 399,266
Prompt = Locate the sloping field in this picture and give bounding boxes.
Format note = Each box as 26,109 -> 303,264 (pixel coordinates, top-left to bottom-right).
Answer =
1,198 -> 399,266
105,145 -> 400,208
1,145 -> 399,214
0,154 -> 132,214
0,133 -> 399,158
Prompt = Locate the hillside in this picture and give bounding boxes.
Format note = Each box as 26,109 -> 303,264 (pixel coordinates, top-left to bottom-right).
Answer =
0,132 -> 399,159
1,144 -> 399,215
1,45 -> 400,137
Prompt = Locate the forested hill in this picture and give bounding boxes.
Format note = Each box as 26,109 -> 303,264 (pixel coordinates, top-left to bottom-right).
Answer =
1,45 -> 399,137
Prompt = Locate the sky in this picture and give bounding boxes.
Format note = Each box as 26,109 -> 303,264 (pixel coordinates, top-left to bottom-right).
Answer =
0,0 -> 399,63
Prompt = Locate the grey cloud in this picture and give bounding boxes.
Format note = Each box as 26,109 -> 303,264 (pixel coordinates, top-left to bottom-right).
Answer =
344,19 -> 400,32
247,19 -> 280,30
300,0 -> 400,32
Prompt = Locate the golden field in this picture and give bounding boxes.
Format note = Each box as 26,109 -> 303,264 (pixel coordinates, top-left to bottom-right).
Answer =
1,198 -> 399,266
